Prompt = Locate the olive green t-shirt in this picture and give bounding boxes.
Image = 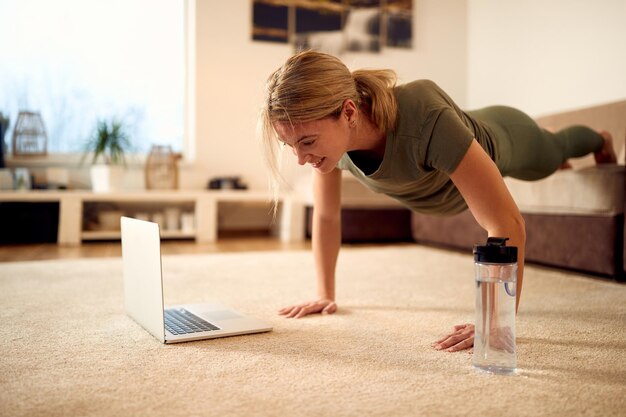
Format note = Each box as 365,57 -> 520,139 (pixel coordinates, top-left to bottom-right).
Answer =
337,79 -> 499,215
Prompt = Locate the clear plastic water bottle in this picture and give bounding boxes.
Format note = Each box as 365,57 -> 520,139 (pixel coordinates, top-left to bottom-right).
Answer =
473,237 -> 518,374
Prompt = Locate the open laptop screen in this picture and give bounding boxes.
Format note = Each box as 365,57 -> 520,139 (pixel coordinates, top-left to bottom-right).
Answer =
121,217 -> 166,342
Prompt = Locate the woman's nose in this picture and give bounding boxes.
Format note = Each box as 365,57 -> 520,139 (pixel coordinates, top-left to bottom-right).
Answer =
294,147 -> 308,165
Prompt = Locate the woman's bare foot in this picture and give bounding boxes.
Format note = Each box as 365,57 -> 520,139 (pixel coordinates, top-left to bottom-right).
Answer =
594,131 -> 618,164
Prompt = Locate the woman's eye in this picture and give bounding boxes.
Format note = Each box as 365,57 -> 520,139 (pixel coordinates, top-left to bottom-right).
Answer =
301,140 -> 315,147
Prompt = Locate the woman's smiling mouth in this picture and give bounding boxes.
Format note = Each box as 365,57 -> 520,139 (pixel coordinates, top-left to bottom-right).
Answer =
311,157 -> 325,168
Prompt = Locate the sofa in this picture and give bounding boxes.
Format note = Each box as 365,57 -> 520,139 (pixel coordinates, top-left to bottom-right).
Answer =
303,100 -> 626,281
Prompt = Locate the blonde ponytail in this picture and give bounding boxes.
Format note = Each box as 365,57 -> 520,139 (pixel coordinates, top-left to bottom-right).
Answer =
352,69 -> 398,133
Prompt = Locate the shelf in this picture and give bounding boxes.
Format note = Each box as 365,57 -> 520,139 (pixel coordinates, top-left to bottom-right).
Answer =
82,229 -> 196,241
0,189 -> 302,245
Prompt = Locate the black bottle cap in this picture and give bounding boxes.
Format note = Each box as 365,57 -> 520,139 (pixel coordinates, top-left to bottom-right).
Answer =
473,237 -> 518,263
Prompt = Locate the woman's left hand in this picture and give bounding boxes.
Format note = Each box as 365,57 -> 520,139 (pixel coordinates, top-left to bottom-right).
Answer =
432,323 -> 474,352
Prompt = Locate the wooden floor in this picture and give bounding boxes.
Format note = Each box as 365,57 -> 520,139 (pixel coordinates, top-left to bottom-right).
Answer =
0,234 -> 313,263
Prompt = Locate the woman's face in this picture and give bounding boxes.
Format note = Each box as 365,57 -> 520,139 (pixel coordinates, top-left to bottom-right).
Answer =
273,115 -> 352,175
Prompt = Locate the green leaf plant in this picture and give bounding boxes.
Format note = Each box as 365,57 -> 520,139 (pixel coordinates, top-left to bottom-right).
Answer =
82,118 -> 131,166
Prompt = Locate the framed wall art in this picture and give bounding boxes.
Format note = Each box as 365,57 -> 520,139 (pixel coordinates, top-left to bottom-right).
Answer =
252,0 -> 413,55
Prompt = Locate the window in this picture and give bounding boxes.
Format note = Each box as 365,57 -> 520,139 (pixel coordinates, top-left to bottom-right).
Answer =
0,0 -> 185,155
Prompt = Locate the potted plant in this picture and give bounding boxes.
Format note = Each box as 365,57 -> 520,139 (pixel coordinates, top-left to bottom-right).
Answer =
82,118 -> 131,192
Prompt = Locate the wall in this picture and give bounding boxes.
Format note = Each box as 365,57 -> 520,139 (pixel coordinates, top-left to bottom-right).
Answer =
467,0 -> 626,117
4,0 -> 469,231
182,0 -> 469,192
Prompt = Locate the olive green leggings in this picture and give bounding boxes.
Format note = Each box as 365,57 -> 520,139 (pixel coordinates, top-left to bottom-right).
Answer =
468,106 -> 604,181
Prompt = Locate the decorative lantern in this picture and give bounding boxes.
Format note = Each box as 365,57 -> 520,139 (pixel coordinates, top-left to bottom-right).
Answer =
12,111 -> 48,156
145,145 -> 179,190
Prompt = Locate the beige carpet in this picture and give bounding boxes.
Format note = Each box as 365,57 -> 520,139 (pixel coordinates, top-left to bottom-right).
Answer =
1,245 -> 625,417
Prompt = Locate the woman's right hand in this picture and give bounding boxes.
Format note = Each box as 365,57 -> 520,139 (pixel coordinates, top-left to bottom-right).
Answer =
278,299 -> 337,318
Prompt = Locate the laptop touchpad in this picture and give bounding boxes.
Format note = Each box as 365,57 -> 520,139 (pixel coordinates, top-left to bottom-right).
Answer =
204,310 -> 243,321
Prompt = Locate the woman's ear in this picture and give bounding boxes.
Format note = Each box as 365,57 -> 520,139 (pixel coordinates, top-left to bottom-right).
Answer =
342,99 -> 357,123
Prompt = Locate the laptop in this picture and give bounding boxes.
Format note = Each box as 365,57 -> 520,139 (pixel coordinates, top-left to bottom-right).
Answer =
121,216 -> 272,343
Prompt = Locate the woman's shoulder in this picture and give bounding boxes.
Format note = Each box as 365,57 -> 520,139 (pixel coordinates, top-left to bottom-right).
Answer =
395,79 -> 457,112
393,79 -> 447,115
396,79 -> 445,99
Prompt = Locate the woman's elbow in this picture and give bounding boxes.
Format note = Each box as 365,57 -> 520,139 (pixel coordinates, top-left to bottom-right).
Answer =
510,212 -> 526,242
487,211 -> 525,241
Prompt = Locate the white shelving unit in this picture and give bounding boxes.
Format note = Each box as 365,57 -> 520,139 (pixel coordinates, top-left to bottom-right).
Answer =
81,229 -> 196,241
0,189 -> 305,245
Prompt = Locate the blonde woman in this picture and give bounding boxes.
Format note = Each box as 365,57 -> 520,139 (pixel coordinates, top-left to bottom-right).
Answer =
259,50 -> 617,352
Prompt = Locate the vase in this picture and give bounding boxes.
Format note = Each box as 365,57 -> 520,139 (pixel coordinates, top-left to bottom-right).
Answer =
145,145 -> 178,190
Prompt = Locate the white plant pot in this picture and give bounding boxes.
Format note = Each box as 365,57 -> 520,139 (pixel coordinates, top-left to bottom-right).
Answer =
90,165 -> 124,192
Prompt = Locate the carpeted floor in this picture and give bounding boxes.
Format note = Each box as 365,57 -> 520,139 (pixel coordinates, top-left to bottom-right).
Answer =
1,245 -> 625,417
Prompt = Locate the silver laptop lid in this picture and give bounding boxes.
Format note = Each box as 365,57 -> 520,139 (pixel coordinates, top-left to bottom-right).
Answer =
121,216 -> 166,342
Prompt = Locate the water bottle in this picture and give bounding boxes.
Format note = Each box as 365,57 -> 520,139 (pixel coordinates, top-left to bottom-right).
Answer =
473,237 -> 518,374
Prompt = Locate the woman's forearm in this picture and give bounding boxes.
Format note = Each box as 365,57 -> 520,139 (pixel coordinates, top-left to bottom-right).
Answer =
489,216 -> 526,314
514,240 -> 525,314
312,214 -> 341,300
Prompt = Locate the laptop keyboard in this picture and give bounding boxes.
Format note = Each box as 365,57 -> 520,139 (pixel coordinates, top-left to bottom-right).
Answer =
164,308 -> 220,335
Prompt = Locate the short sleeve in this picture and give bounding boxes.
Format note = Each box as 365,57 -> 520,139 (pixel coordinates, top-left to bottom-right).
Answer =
424,108 -> 474,174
